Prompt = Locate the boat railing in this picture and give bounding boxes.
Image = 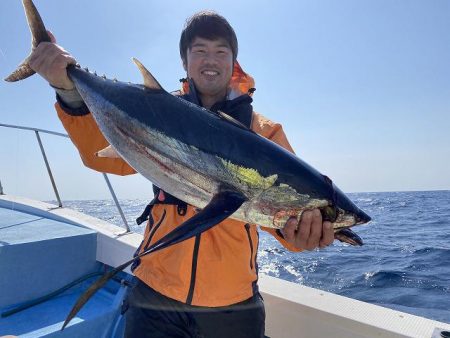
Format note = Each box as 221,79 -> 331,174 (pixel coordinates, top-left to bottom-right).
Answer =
0,123 -> 131,233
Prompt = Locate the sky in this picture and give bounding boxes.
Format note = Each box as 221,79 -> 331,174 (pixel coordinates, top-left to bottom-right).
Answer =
0,0 -> 449,201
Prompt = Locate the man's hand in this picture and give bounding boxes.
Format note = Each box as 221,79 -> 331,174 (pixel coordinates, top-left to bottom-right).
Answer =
281,209 -> 334,250
28,31 -> 77,90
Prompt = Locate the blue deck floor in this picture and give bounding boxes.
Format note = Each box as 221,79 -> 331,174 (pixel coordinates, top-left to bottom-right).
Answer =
0,281 -> 126,337
0,203 -> 128,337
0,205 -> 98,309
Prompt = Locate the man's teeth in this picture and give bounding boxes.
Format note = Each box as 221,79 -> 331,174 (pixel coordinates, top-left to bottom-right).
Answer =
202,70 -> 219,75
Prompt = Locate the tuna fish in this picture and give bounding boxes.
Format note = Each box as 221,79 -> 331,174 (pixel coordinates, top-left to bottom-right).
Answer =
6,0 -> 371,329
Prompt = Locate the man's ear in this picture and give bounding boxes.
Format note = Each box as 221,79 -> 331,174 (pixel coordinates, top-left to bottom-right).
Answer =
182,58 -> 187,72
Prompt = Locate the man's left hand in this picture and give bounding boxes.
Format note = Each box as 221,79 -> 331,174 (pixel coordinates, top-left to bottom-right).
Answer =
281,209 -> 334,250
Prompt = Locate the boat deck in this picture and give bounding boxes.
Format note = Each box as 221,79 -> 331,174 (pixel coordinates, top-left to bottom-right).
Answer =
0,281 -> 125,337
0,202 -> 128,337
0,204 -> 95,245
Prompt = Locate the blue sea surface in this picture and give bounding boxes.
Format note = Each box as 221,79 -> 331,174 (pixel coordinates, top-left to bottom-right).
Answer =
61,190 -> 450,324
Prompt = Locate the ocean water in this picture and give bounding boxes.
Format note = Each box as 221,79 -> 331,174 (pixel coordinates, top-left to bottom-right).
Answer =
61,190 -> 450,324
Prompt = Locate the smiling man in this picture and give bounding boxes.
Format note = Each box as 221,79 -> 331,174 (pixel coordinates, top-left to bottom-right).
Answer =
183,37 -> 234,109
28,10 -> 334,338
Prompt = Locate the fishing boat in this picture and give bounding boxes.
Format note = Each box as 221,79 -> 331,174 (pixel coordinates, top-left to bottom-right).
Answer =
1,123 -> 449,338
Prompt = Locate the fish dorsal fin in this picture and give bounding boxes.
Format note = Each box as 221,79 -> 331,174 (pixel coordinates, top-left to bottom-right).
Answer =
132,57 -> 163,90
217,110 -> 252,132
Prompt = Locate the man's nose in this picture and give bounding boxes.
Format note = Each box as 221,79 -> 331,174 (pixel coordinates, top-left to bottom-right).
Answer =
202,52 -> 219,65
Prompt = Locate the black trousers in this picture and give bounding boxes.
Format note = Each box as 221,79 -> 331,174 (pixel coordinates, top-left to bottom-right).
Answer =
123,279 -> 265,338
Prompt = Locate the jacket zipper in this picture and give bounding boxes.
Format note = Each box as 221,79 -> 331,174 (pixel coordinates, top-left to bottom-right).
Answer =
186,234 -> 201,305
143,209 -> 166,250
245,223 -> 254,269
131,206 -> 158,272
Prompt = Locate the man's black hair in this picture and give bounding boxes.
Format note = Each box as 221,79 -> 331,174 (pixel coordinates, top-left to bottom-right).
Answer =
179,11 -> 238,63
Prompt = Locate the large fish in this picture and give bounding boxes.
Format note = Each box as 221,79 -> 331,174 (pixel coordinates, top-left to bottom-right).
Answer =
7,0 -> 371,329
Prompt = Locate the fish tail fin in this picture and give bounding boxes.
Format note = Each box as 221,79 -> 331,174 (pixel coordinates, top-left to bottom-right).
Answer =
4,0 -> 51,82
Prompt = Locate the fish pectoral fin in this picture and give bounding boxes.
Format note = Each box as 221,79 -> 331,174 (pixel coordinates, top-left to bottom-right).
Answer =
132,57 -> 164,91
61,190 -> 247,331
146,190 -> 247,253
334,228 -> 363,246
96,145 -> 120,158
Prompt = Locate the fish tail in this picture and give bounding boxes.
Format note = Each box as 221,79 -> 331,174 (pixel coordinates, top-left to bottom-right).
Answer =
4,0 -> 51,82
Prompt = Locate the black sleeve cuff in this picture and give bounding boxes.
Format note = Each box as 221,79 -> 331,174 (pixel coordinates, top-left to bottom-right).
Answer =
276,229 -> 285,239
56,93 -> 90,116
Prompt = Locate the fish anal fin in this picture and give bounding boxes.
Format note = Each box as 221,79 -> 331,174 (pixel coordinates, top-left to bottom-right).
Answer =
132,57 -> 163,90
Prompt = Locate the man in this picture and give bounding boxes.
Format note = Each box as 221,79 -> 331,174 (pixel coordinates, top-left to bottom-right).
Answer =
29,11 -> 334,338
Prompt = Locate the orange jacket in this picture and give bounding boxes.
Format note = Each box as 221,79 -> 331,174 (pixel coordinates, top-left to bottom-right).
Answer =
55,63 -> 301,307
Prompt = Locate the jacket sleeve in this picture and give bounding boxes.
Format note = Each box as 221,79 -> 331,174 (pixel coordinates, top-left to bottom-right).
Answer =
251,112 -> 302,252
55,102 -> 136,176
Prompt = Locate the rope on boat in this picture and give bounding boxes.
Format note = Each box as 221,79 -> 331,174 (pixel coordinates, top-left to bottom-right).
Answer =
1,270 -> 131,318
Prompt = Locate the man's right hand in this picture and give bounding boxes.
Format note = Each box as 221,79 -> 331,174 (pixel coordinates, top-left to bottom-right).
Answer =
28,31 -> 77,90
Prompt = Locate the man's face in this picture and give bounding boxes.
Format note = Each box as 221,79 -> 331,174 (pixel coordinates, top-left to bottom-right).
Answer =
184,37 -> 233,99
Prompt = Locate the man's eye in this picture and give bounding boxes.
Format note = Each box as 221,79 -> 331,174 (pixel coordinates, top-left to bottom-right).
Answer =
194,49 -> 206,54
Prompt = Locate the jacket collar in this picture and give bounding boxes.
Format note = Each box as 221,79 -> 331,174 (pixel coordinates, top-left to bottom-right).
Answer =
179,61 -> 255,101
